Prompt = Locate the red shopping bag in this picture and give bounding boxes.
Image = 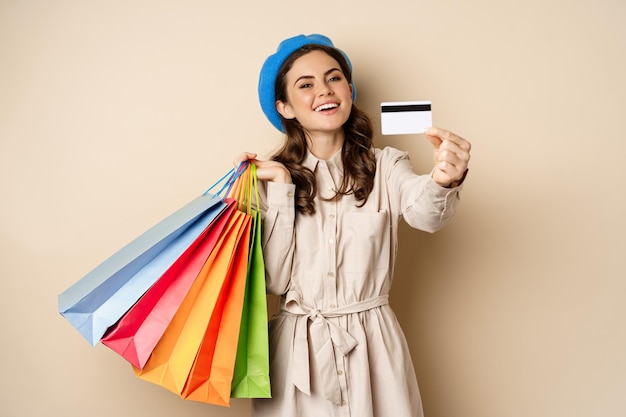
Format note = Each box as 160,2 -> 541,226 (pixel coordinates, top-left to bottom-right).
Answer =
101,199 -> 237,369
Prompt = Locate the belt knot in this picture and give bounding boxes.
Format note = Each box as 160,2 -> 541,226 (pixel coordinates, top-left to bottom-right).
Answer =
280,292 -> 389,405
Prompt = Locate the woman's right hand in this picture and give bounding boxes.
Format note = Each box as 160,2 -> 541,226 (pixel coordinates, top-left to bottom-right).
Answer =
233,152 -> 292,184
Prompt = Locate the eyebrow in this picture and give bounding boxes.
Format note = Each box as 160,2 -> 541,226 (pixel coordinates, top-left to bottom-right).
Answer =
293,68 -> 342,86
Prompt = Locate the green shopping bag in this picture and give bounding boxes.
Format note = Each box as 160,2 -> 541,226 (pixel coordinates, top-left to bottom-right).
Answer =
231,165 -> 271,398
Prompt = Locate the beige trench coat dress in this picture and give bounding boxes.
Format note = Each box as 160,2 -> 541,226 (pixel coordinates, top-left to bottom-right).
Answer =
252,146 -> 462,417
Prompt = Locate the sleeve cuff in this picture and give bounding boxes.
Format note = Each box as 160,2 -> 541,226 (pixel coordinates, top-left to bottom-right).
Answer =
267,181 -> 296,208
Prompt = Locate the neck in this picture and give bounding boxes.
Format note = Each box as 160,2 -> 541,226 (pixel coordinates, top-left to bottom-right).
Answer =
306,129 -> 345,160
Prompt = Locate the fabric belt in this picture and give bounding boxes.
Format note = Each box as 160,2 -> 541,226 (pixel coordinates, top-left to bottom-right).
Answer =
279,292 -> 390,405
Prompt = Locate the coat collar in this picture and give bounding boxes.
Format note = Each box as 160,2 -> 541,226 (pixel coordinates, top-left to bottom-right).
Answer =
302,148 -> 344,173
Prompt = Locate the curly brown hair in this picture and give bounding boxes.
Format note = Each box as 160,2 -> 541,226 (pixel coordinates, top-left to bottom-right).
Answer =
271,44 -> 376,215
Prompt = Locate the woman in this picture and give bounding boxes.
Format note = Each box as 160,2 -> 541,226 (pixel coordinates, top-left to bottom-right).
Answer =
236,34 -> 471,417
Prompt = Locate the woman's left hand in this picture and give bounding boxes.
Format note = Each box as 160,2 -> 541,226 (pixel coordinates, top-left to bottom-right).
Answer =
424,127 -> 471,188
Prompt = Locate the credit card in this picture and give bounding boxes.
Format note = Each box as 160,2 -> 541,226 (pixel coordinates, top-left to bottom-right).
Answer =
381,101 -> 432,135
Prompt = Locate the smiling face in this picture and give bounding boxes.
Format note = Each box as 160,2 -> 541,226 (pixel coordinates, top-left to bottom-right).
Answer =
275,50 -> 353,137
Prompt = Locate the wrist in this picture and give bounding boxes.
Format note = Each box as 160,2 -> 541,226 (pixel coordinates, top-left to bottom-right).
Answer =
444,169 -> 469,188
273,167 -> 292,184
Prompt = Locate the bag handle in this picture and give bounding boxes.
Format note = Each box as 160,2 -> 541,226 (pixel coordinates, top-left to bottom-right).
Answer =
229,165 -> 250,211
238,163 -> 260,215
249,164 -> 260,213
203,162 -> 248,197
205,162 -> 260,214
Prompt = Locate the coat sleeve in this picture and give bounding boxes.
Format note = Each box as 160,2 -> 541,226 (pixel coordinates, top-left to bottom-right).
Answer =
258,181 -> 296,295
384,147 -> 463,233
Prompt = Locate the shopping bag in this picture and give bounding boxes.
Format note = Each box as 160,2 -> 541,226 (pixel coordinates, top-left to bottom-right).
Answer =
133,208 -> 251,396
101,199 -> 238,369
182,212 -> 252,405
58,193 -> 227,346
230,208 -> 271,398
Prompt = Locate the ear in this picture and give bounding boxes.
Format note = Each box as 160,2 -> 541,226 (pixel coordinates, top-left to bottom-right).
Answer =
276,100 -> 296,120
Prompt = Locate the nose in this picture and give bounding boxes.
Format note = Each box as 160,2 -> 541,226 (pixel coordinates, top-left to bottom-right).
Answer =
318,84 -> 333,97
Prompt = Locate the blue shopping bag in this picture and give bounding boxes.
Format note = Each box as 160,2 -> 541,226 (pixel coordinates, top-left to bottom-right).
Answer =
58,168 -> 243,346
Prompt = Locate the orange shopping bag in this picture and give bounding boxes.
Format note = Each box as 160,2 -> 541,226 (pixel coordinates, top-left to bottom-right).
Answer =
182,212 -> 251,405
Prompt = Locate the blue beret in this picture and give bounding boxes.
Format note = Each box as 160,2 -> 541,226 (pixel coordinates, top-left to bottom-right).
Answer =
258,34 -> 357,132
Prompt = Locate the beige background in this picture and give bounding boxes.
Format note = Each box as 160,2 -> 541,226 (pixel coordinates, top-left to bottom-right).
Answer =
1,1 -> 625,416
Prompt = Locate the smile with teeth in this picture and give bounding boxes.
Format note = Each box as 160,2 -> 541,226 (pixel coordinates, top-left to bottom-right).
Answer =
314,103 -> 339,112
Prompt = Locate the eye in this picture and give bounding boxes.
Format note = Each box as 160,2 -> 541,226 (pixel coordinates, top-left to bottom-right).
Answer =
298,82 -> 313,89
328,74 -> 342,82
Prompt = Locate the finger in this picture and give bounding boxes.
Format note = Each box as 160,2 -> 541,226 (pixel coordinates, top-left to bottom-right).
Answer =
424,129 -> 442,148
425,127 -> 454,141
439,140 -> 470,163
426,127 -> 471,151
437,155 -> 468,182
255,162 -> 292,183
437,147 -> 460,167
435,142 -> 467,168
438,145 -> 470,171
233,152 -> 257,167
433,163 -> 462,188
